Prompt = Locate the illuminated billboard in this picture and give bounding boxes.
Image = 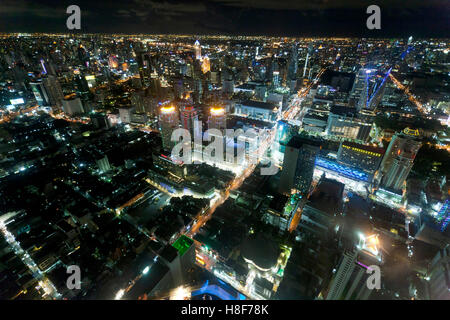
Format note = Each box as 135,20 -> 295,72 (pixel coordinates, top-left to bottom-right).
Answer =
10,98 -> 25,105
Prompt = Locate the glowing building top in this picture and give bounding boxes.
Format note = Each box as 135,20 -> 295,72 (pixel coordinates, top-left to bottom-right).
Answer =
210,106 -> 225,116
201,55 -> 210,73
161,105 -> 176,114
357,233 -> 382,262
194,40 -> 201,60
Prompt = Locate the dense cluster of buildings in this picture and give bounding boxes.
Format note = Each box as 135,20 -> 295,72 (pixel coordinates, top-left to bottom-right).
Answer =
0,34 -> 448,300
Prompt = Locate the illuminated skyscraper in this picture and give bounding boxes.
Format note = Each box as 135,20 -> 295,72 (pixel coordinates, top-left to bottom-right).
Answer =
135,51 -> 152,87
272,71 -> 280,88
208,106 -> 226,132
287,43 -> 298,80
42,75 -> 64,109
30,81 -> 50,106
159,104 -> 179,151
379,128 -> 422,191
95,155 -> 111,173
326,234 -> 382,300
194,40 -> 201,60
108,55 -> 119,69
180,105 -> 199,137
337,141 -> 385,175
201,55 -> 210,73
130,91 -> 146,114
303,43 -> 313,78
274,120 -> 298,164
353,68 -> 391,111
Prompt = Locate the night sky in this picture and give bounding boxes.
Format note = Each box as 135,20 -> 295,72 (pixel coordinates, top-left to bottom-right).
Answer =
0,0 -> 448,37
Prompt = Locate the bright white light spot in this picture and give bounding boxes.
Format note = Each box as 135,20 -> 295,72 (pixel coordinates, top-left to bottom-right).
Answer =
170,286 -> 191,300
115,289 -> 125,300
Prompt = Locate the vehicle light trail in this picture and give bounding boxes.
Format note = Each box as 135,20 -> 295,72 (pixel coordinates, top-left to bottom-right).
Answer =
389,73 -> 427,116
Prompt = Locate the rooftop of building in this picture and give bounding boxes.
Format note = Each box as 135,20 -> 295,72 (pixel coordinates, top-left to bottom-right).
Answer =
241,233 -> 280,271
330,105 -> 357,117
340,141 -> 385,155
307,178 -> 345,215
240,100 -> 276,110
172,235 -> 194,257
287,135 -> 322,149
124,260 -> 170,300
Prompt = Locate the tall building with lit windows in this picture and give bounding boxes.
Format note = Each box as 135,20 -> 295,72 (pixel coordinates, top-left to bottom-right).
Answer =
326,234 -> 382,300
426,245 -> 450,300
337,141 -> 385,174
42,75 -> 64,109
353,68 -> 390,111
130,90 -> 146,114
287,43 -> 298,81
325,106 -> 372,142
30,80 -> 50,106
379,128 -> 422,191
194,40 -> 201,60
159,104 -> 179,151
272,71 -> 280,88
180,105 -> 198,137
201,55 -> 210,73
207,106 -> 226,132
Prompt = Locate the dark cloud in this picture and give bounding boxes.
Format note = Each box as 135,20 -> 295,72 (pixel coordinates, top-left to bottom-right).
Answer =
0,0 -> 448,37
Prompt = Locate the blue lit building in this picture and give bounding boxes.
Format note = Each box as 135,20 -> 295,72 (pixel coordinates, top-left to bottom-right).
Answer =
315,156 -> 370,182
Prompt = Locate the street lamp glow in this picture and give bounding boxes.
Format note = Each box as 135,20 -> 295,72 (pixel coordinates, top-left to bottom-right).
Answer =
142,266 -> 150,275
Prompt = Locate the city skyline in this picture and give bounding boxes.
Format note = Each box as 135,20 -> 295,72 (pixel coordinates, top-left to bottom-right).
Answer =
0,1 -> 448,37
0,0 -> 448,305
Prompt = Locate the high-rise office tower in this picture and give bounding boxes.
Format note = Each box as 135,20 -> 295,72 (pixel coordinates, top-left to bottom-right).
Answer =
180,105 -> 198,137
95,155 -> 111,173
62,95 -> 84,116
426,245 -> 450,300
173,78 -> 184,100
118,106 -> 135,124
130,91 -> 146,114
325,106 -> 373,142
194,40 -> 201,60
337,141 -> 385,174
201,55 -> 210,73
353,68 -> 390,111
108,55 -> 119,69
159,104 -> 179,151
303,43 -> 313,78
278,136 -> 321,195
379,128 -> 422,191
352,68 -> 369,110
326,234 -> 382,300
135,51 -> 152,86
272,71 -> 280,88
287,43 -> 298,81
208,106 -> 226,132
222,79 -> 234,94
30,81 -> 50,106
42,75 -> 64,109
